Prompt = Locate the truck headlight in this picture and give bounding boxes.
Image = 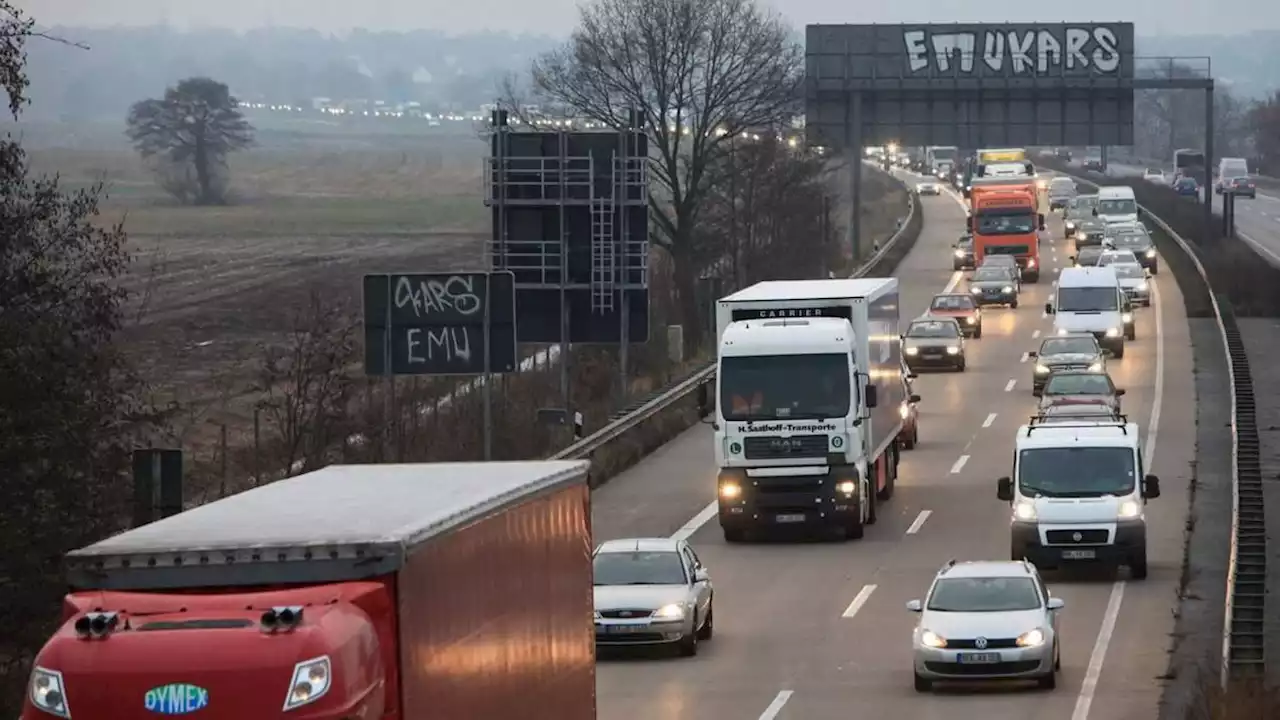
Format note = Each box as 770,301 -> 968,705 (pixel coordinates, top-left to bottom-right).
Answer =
1146,249 -> 1156,258
1034,364 -> 1050,374
1117,499 -> 1142,518
29,667 -> 70,718
1013,501 -> 1037,521
1105,327 -> 1121,337
836,480 -> 856,495
719,482 -> 741,499
946,345 -> 960,355
1057,327 -> 1068,335
1089,362 -> 1103,372
1138,282 -> 1148,291
899,402 -> 910,419
1121,313 -> 1133,324
920,629 -> 947,648
652,603 -> 686,620
1016,628 -> 1046,647
285,656 -> 331,711
905,347 -> 918,355
1002,286 -> 1013,293
1027,258 -> 1037,267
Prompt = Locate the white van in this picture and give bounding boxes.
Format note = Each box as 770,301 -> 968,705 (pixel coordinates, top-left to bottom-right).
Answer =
1045,267 -> 1132,358
1218,157 -> 1249,179
1095,186 -> 1138,225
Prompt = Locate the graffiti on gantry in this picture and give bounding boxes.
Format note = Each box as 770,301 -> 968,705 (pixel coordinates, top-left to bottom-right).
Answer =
902,26 -> 1123,76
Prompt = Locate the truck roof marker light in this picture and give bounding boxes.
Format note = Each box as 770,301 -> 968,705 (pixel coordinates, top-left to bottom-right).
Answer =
74,611 -> 119,640
261,606 -> 305,633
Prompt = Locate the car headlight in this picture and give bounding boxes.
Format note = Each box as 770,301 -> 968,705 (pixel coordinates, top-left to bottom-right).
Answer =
899,402 -> 910,419
905,346 -> 918,355
1027,258 -> 1037,267
920,629 -> 947,648
652,603 -> 686,620
1056,327 -> 1068,336
719,482 -> 741,499
1075,231 -> 1085,240
1146,249 -> 1156,258
1088,362 -> 1103,372
284,656 -> 331,711
1105,327 -> 1120,337
970,287 -> 981,294
1016,628 -> 1046,648
1066,221 -> 1076,230
836,480 -> 856,495
1121,313 -> 1133,324
29,667 -> 70,718
966,316 -> 976,324
1013,501 -> 1037,521
1034,363 -> 1050,374
946,345 -> 960,354
1138,282 -> 1148,291
954,249 -> 964,257
1117,499 -> 1142,518
1002,286 -> 1013,293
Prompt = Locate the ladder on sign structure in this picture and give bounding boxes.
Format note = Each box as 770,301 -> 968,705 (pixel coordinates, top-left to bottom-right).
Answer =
590,194 -> 616,313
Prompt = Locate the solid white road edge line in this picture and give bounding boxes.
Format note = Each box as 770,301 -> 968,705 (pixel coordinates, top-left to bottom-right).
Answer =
842,584 -> 878,618
757,690 -> 794,720
905,510 -> 932,535
1071,278 -> 1164,720
983,412 -> 997,428
949,455 -> 969,474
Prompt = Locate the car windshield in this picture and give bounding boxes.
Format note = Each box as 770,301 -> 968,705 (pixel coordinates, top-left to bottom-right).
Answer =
1099,252 -> 1138,266
1057,286 -> 1119,311
1114,234 -> 1150,247
1040,337 -> 1098,355
1018,447 -> 1136,497
1039,405 -> 1116,421
593,551 -> 687,586
975,211 -> 1035,235
1050,179 -> 1074,191
931,295 -> 975,311
720,353 -> 851,422
927,577 -> 1041,612
972,268 -> 1008,282
1076,248 -> 1103,264
1070,197 -> 1098,210
1113,265 -> 1145,279
1098,198 -> 1137,215
1177,178 -> 1197,188
1044,373 -> 1114,395
907,320 -> 959,338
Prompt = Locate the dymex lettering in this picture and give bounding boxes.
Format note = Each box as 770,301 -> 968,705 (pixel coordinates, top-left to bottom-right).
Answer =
394,274 -> 482,318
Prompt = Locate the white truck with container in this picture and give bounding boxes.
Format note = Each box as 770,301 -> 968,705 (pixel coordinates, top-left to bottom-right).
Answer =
927,146 -> 958,179
712,279 -> 904,542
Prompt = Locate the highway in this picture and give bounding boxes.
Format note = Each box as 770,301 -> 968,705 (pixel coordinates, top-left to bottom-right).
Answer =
588,171 -> 1198,720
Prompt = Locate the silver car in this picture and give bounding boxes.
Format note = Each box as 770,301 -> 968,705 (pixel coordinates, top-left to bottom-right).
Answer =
1047,177 -> 1076,210
1111,263 -> 1151,306
908,559 -> 1064,691
1073,217 -> 1107,247
902,316 -> 967,371
1028,333 -> 1106,392
1063,195 -> 1098,236
593,537 -> 714,656
969,266 -> 1019,308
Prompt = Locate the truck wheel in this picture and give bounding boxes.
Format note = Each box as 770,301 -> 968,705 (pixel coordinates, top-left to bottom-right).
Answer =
878,450 -> 897,501
902,426 -> 916,450
722,527 -> 746,543
1126,325 -> 1136,341
678,629 -> 698,657
846,512 -> 865,540
1112,344 -> 1125,359
1150,264 -> 1159,275
697,605 -> 714,639
914,673 -> 932,692
866,480 -> 878,525
1130,550 -> 1149,580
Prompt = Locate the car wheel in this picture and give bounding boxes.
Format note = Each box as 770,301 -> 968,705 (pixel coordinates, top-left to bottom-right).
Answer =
957,357 -> 966,372
1038,669 -> 1057,689
1055,641 -> 1061,671
678,627 -> 698,656
914,672 -> 932,692
1130,550 -> 1149,580
1011,299 -> 1019,309
1112,344 -> 1125,359
1126,325 -> 1136,341
722,527 -> 746,543
974,326 -> 983,339
697,604 -> 714,640
1150,265 -> 1159,275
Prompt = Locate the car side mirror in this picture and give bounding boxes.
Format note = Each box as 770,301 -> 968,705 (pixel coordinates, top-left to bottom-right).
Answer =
1047,597 -> 1066,611
1092,208 -> 1098,216
1044,302 -> 1054,314
1067,255 -> 1075,263
1027,350 -> 1038,357
1144,474 -> 1161,499
907,372 -> 918,380
905,599 -> 923,612
997,476 -> 1013,501
909,394 -> 921,404
1115,389 -> 1126,396
865,383 -> 878,408
900,333 -> 906,340
693,568 -> 710,583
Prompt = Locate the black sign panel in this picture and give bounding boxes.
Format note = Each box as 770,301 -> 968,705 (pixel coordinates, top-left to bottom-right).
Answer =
362,271 -> 517,376
731,305 -> 854,321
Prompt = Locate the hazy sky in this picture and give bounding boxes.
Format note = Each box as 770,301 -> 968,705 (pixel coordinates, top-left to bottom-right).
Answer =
15,0 -> 1280,37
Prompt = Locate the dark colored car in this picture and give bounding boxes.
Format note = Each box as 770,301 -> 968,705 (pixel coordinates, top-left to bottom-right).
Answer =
1035,369 -> 1125,414
953,235 -> 976,270
1217,176 -> 1256,198
1070,246 -> 1106,267
1174,176 -> 1199,197
968,266 -> 1019,308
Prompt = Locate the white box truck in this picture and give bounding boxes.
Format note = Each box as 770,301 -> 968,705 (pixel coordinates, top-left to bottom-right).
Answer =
713,279 -> 905,542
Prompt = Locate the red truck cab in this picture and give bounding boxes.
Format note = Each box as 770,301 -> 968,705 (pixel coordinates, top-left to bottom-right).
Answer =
24,461 -> 596,720
969,184 -> 1044,282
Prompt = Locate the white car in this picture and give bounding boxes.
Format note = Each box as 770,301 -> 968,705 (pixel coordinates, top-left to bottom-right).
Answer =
918,182 -> 941,195
592,537 -> 715,656
1098,249 -> 1141,267
1142,168 -> 1166,184
907,559 -> 1064,691
1112,262 -> 1152,306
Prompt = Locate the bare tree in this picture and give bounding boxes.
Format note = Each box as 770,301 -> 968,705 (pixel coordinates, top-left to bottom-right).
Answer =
1133,64 -> 1248,160
522,0 -> 802,345
1248,91 -> 1280,174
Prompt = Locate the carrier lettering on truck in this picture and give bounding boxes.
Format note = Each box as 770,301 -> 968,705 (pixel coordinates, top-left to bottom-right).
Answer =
732,306 -> 853,320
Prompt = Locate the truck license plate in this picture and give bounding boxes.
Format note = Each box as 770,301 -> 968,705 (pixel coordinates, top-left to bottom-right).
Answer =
775,513 -> 805,523
957,652 -> 1001,664
1062,549 -> 1096,560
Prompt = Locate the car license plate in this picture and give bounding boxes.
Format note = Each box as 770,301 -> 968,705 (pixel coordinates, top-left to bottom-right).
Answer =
775,513 -> 805,523
957,652 -> 1001,664
1062,549 -> 1096,560
601,624 -> 648,634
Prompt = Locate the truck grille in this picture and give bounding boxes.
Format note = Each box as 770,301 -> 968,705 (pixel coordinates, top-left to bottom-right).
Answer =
743,435 -> 828,460
1045,529 -> 1109,545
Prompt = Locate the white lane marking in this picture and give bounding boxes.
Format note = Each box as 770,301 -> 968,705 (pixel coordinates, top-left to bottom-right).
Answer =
1071,277 -> 1164,720
1004,379 -> 1016,392
842,584 -> 878,618
758,691 -> 794,720
670,501 -> 718,542
1020,352 -> 1030,363
982,413 -> 997,428
1041,310 -> 1048,319
905,510 -> 932,535
1032,329 -> 1041,339
943,270 -> 962,294
949,455 -> 969,474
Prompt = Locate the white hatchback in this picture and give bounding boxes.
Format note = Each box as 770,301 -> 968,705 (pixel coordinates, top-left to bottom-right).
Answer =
907,559 -> 1064,691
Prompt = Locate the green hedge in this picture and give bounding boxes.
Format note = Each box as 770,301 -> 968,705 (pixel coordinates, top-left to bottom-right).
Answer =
1038,158 -> 1280,317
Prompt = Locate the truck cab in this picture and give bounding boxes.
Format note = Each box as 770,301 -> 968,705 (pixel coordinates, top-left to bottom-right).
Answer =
969,181 -> 1045,282
997,414 -> 1160,579
1046,267 -> 1129,358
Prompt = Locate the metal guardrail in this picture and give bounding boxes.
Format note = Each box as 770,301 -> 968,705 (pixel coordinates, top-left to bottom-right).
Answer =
1056,166 -> 1256,686
550,172 -> 920,462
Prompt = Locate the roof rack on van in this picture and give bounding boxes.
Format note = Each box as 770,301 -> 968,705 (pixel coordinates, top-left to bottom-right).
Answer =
1025,414 -> 1129,436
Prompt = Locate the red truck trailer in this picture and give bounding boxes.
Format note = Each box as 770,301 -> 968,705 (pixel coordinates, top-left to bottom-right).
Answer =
24,460 -> 596,720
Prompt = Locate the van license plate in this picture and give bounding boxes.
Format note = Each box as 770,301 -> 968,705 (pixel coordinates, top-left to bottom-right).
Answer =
775,513 -> 805,523
958,652 -> 1001,663
1062,549 -> 1096,559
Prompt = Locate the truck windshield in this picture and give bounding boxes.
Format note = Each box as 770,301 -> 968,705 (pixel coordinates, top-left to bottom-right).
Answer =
1018,447 -> 1136,497
1057,287 -> 1118,311
720,353 -> 851,421
975,211 -> 1035,235
593,551 -> 687,586
927,577 -> 1041,612
1097,199 -> 1137,215
931,148 -> 956,160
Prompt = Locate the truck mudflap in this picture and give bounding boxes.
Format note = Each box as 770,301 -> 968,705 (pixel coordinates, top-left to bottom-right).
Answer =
716,466 -> 867,540
25,603 -> 386,720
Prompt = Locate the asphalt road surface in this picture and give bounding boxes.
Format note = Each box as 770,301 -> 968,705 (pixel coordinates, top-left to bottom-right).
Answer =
589,170 -> 1197,720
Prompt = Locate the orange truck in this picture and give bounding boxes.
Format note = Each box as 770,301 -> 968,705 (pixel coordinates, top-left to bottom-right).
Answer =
969,182 -> 1045,282
23,461 -> 596,720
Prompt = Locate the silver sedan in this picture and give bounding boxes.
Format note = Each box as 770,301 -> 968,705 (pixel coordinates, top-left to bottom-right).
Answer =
593,537 -> 714,656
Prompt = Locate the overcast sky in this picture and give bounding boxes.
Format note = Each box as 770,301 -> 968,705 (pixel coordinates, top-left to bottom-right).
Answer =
15,0 -> 1280,37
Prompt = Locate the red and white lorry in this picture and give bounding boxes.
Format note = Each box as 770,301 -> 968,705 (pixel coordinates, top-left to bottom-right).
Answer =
24,460 -> 596,719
